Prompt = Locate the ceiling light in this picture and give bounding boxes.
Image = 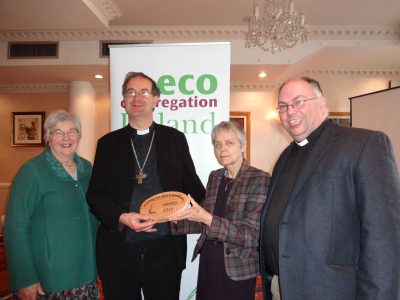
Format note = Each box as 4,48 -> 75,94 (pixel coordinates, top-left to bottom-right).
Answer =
266,110 -> 279,122
95,74 -> 103,79
245,0 -> 309,53
258,71 -> 267,78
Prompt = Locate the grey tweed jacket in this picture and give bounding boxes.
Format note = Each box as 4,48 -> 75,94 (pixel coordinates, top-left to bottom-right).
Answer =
173,160 -> 270,280
260,121 -> 400,300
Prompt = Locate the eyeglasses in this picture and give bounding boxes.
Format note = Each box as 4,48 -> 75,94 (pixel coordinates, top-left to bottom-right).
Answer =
50,129 -> 80,138
124,89 -> 151,98
276,97 -> 319,113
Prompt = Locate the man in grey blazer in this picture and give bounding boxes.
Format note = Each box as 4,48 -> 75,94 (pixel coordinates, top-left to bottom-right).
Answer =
260,77 -> 400,299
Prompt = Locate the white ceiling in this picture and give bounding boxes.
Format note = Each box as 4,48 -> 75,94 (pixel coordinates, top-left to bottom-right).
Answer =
0,0 -> 399,86
1,0 -> 399,29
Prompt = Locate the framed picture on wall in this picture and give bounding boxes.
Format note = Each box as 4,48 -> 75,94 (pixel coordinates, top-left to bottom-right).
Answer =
329,112 -> 350,127
12,112 -> 45,146
229,111 -> 251,162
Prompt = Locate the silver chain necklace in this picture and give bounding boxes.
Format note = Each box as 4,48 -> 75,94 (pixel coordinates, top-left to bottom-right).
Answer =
130,131 -> 155,184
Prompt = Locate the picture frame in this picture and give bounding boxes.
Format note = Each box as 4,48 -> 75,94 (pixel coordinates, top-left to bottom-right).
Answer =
229,111 -> 251,162
12,112 -> 45,146
329,112 -> 350,127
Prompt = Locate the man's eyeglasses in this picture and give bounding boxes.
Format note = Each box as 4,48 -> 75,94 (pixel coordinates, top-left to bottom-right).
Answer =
50,129 -> 80,138
125,89 -> 152,98
276,97 -> 319,113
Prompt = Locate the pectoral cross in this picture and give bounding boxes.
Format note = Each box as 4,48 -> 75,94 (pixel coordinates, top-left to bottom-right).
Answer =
135,170 -> 147,184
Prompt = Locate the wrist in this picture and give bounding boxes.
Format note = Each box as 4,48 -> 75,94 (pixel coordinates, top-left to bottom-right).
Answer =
205,213 -> 213,227
119,213 -> 127,224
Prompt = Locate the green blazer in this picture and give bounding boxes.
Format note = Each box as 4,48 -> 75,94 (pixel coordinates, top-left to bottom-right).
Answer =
4,149 -> 98,292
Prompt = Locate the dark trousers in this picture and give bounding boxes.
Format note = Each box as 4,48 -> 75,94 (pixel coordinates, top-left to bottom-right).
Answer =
97,231 -> 183,300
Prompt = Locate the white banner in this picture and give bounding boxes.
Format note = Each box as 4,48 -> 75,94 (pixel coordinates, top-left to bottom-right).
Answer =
109,42 -> 230,299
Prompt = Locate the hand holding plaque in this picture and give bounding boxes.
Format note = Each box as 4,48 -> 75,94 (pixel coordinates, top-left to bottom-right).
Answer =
140,191 -> 190,222
168,194 -> 213,227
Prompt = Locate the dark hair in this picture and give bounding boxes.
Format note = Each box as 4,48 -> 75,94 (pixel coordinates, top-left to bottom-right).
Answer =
121,72 -> 160,97
279,76 -> 323,97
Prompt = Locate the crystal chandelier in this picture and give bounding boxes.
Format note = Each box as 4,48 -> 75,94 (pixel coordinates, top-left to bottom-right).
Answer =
245,0 -> 309,53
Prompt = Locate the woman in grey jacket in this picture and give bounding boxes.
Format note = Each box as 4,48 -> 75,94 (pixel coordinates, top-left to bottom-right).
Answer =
171,121 -> 270,300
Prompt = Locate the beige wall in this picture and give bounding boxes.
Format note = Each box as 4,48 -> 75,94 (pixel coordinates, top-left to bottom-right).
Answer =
0,90 -> 110,216
0,93 -> 69,182
94,92 -> 111,144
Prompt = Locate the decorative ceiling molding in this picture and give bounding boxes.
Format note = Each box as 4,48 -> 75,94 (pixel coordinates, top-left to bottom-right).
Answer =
231,82 -> 277,91
0,25 -> 398,41
81,0 -> 123,27
310,26 -> 400,40
0,82 -> 69,93
300,68 -> 400,77
0,82 -> 109,93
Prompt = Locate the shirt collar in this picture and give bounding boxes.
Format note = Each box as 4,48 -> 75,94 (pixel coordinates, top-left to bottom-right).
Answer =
295,118 -> 329,147
295,139 -> 309,147
128,122 -> 155,136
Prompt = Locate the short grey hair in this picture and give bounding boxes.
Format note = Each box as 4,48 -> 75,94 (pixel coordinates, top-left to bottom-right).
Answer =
211,121 -> 247,147
44,109 -> 81,143
278,76 -> 329,117
279,76 -> 323,98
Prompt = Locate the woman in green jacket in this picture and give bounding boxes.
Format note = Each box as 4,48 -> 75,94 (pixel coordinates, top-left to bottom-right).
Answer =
4,110 -> 99,300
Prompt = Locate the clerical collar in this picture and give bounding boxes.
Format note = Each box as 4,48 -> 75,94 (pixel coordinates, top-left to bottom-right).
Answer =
294,119 -> 329,147
296,139 -> 309,147
137,128 -> 149,135
128,122 -> 155,136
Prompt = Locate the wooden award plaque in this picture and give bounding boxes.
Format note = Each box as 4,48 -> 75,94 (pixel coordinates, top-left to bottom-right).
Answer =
140,191 -> 190,222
